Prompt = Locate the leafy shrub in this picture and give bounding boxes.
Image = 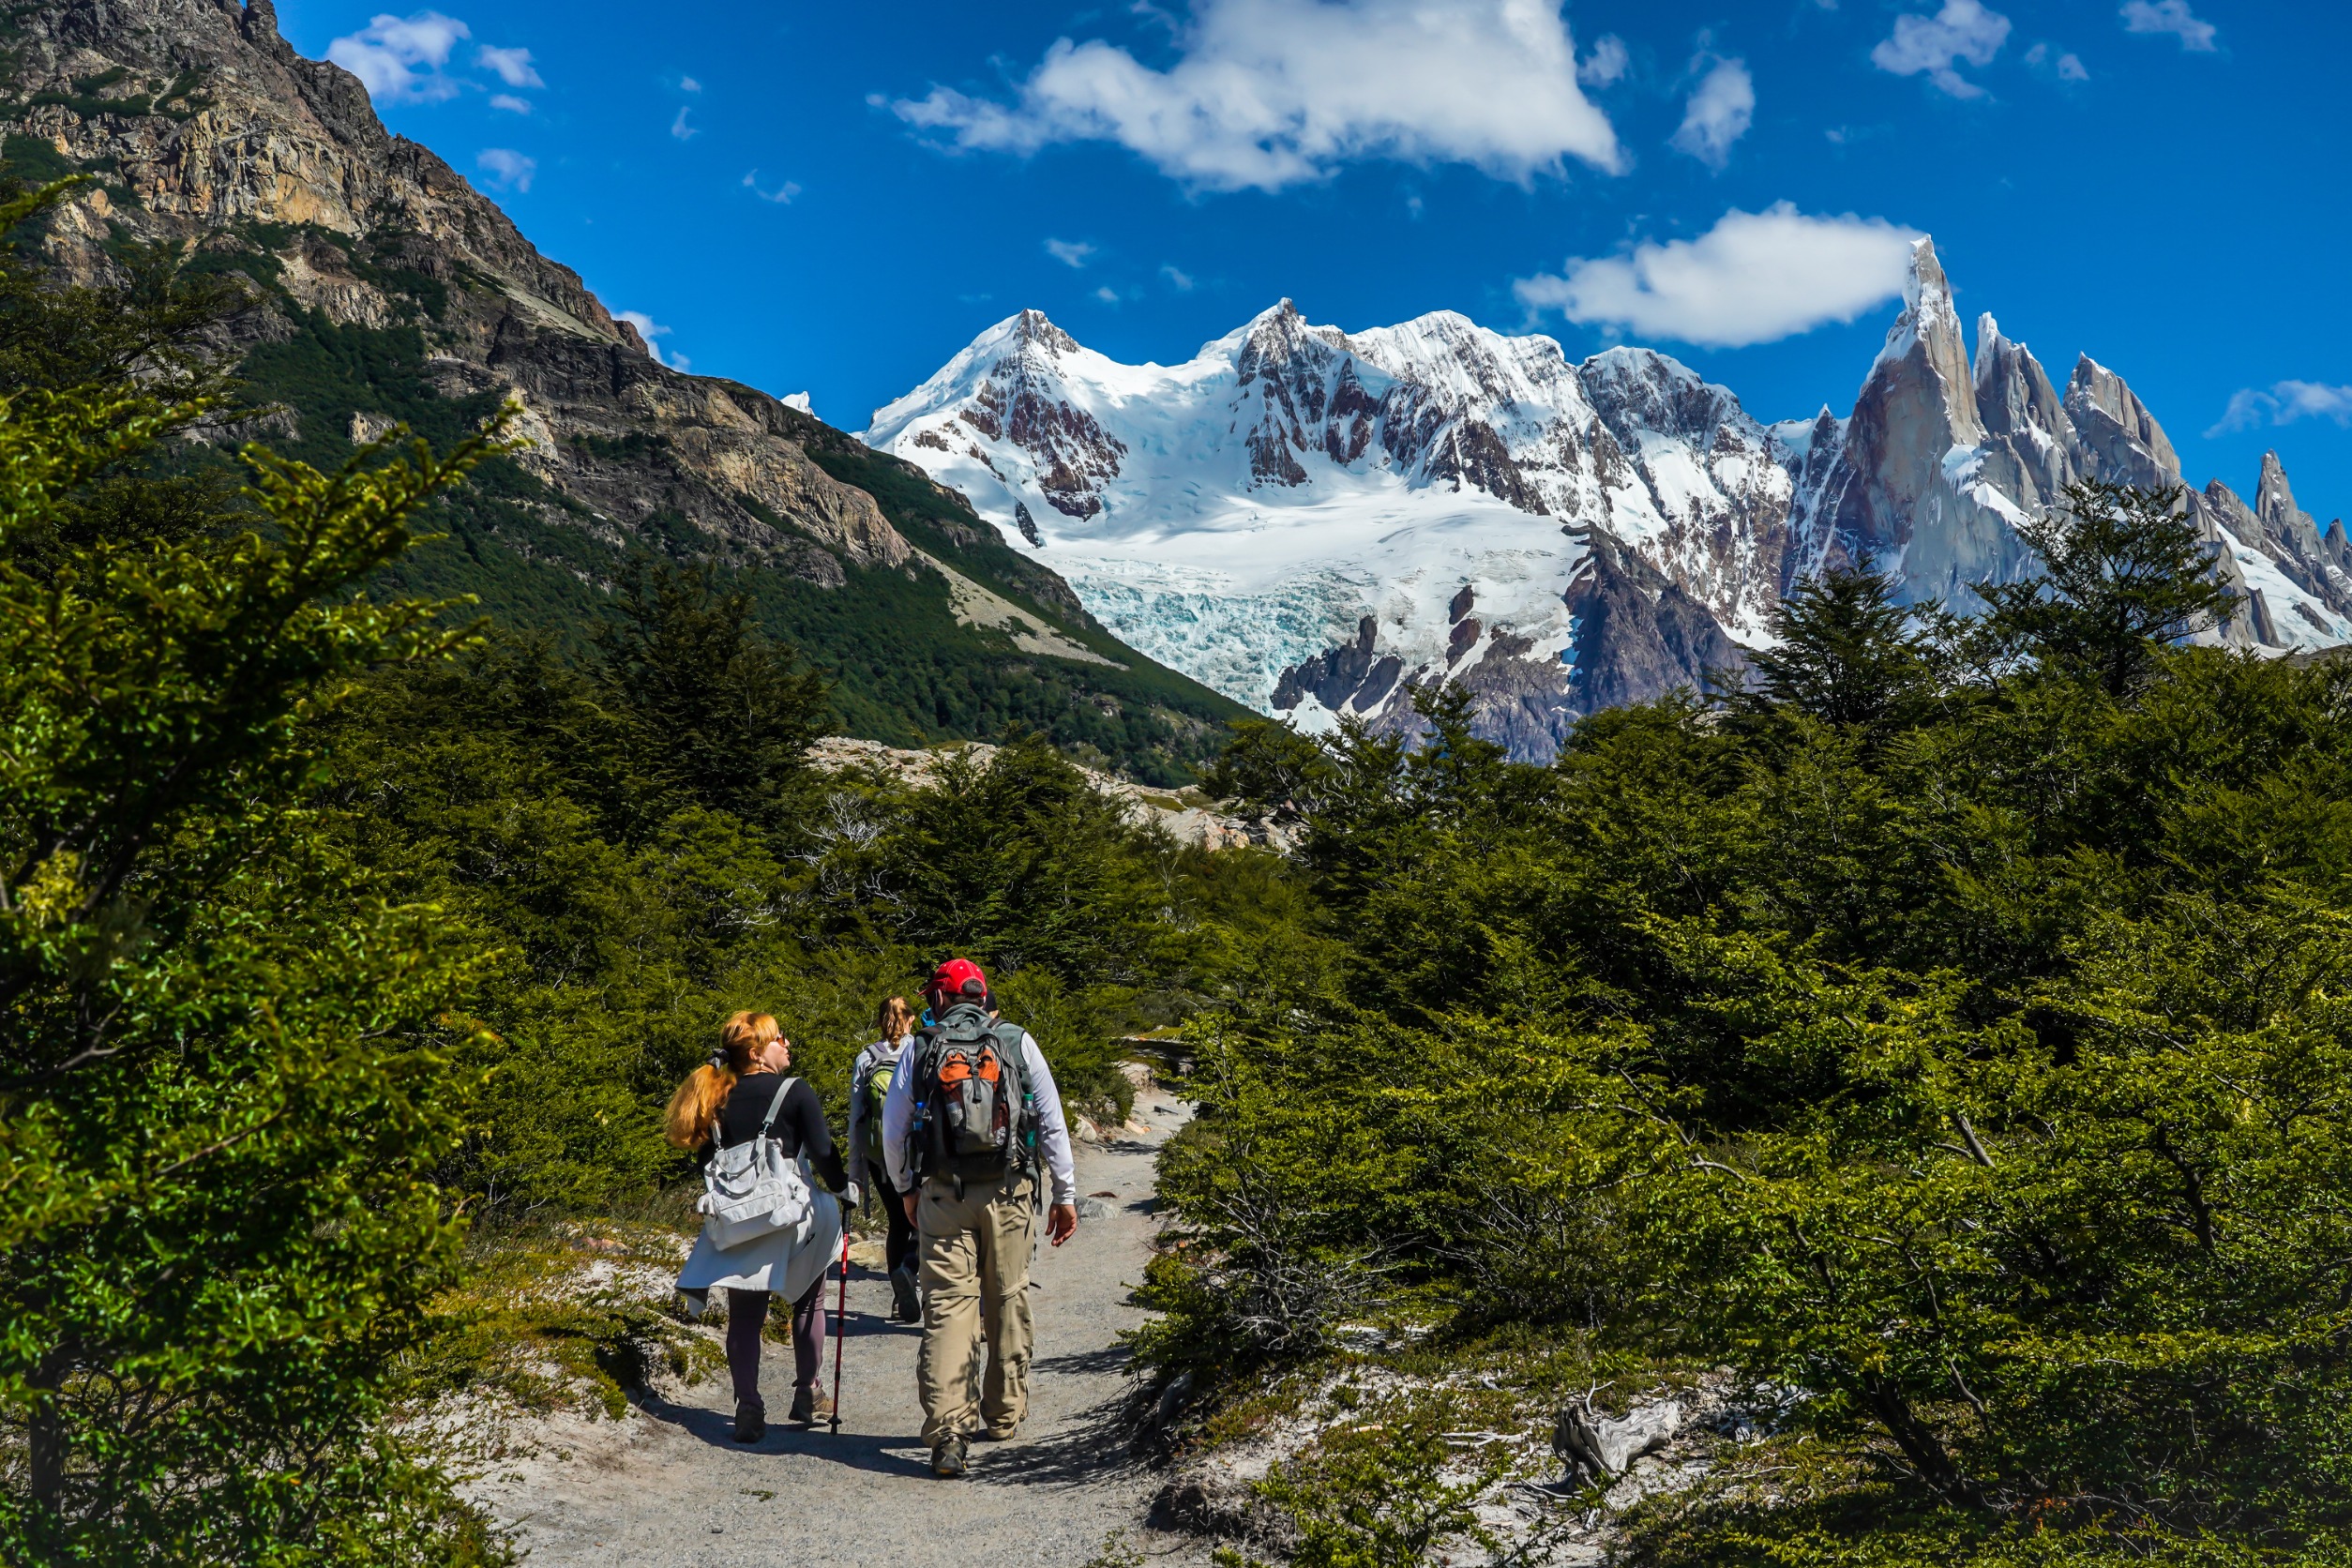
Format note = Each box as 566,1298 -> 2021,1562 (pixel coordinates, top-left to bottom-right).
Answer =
1166,520 -> 2352,1558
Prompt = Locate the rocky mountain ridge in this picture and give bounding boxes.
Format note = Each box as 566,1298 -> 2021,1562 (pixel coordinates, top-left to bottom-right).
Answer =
0,0 -> 1246,779
868,243 -> 2350,762
9,0 -> 905,579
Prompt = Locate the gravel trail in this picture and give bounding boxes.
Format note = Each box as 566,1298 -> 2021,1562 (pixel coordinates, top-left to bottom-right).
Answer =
478,1101 -> 1208,1567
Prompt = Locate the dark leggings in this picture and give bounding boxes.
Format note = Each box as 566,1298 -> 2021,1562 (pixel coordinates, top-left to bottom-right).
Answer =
724,1276 -> 826,1410
871,1161 -> 916,1276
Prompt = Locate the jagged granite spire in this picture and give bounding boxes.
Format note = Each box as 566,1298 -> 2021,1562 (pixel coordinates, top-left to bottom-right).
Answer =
2065,356 -> 2182,490
1807,237 -> 2033,603
1970,312 -> 2076,518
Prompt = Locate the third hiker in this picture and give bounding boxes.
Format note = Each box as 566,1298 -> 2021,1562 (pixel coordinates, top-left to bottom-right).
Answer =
845,995 -> 922,1322
880,958 -> 1079,1478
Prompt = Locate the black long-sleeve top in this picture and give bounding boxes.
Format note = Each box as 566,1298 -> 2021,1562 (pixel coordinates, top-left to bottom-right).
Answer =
714,1072 -> 848,1192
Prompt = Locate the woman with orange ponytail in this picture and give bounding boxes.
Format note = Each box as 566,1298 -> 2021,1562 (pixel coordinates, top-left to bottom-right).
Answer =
667,1011 -> 848,1442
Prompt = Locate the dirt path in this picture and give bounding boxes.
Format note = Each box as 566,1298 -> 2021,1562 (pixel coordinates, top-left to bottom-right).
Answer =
476,1100 -> 1210,1567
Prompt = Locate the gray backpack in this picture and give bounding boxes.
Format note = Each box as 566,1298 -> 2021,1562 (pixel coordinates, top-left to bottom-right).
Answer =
695,1077 -> 815,1248
908,1004 -> 1034,1190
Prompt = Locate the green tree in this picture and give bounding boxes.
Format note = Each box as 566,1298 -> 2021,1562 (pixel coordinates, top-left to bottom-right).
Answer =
594,558 -> 829,832
1205,714 -> 1331,824
0,385 -> 512,1560
1977,481 -> 2239,698
1728,562 -> 1946,747
0,180 -> 249,572
869,731 -> 1164,982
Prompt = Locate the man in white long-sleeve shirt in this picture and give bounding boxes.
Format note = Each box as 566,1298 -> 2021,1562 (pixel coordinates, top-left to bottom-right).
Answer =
881,957 -> 1078,1477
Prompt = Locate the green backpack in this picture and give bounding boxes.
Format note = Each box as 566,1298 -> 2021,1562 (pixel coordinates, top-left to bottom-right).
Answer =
863,1054 -> 897,1131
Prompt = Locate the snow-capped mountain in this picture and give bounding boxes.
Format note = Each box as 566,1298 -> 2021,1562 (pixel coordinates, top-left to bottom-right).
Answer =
1791,240 -> 2352,650
867,240 -> 2352,761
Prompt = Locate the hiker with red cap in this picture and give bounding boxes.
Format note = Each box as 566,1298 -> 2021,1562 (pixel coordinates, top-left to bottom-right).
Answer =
879,957 -> 1079,1478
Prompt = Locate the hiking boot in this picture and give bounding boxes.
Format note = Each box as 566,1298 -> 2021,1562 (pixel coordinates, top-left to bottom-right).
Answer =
731,1398 -> 766,1443
787,1387 -> 835,1426
889,1263 -> 921,1322
977,1421 -> 1019,1441
930,1433 -> 968,1478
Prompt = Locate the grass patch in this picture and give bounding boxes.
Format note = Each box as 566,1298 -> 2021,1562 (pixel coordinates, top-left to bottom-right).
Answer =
404,1215 -> 720,1424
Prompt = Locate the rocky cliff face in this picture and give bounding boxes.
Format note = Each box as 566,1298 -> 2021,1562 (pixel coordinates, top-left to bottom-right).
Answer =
3,0 -> 915,583
1800,240 -> 2039,607
0,0 -> 1246,777
1787,241 -> 2351,656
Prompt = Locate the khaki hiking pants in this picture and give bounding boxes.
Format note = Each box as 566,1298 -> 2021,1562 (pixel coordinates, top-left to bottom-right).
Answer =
914,1171 -> 1036,1445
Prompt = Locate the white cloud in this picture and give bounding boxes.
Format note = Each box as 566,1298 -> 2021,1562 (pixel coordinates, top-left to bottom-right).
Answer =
1513,203 -> 1922,349
2024,41 -> 2090,79
782,391 -> 814,415
475,44 -> 542,88
886,0 -> 1622,192
329,10 -> 471,104
489,93 -> 530,113
1045,237 -> 1096,267
1161,263 -> 1196,291
1871,0 -> 2011,98
671,106 -> 698,141
1577,34 -> 1628,87
2120,0 -> 2216,52
2206,381 -> 2352,437
618,310 -> 690,371
475,147 -> 535,192
1669,55 -> 1753,169
680,75 -> 702,92
1093,285 -> 1122,304
2276,382 -> 2352,421
742,171 -> 801,203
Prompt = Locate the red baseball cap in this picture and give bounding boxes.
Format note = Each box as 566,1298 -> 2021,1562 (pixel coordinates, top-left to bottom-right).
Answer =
926,957 -> 989,1008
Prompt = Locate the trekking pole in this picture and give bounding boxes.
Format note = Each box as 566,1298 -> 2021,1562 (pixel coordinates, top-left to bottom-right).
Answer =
828,1221 -> 849,1436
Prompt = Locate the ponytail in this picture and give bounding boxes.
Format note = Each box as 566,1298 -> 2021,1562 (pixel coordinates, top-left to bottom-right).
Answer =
662,1010 -> 783,1150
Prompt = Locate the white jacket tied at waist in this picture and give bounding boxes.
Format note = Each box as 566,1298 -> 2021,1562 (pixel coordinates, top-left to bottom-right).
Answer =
879,1031 -> 1078,1205
675,1151 -> 843,1300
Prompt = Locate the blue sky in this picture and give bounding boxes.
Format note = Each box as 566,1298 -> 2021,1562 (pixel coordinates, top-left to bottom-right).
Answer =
273,0 -> 2352,516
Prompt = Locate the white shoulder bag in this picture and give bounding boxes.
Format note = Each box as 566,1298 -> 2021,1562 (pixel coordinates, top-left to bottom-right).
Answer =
696,1076 -> 816,1248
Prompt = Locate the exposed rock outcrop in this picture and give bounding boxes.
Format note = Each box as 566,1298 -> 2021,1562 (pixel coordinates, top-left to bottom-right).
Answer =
5,0 -> 920,585
1270,616 -> 1402,716
1562,531 -> 1746,719
1787,242 -> 2347,655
